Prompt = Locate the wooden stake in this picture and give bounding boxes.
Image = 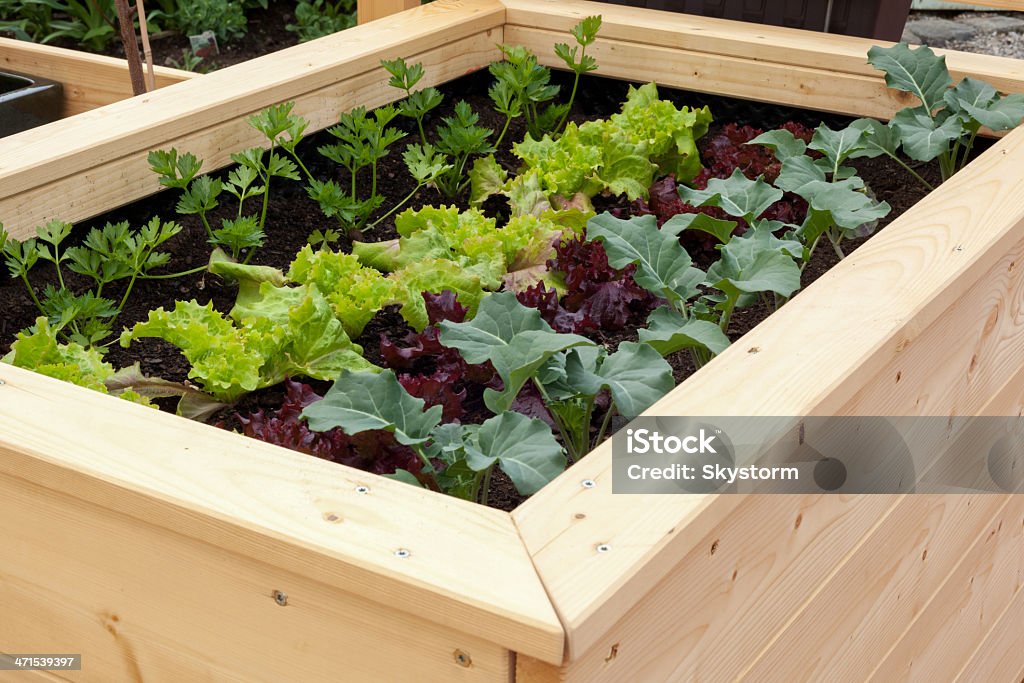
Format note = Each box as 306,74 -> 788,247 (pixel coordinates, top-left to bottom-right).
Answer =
136,0 -> 155,91
114,0 -> 146,95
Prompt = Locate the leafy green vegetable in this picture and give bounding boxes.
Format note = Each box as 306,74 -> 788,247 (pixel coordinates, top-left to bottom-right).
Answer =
287,245 -> 397,337
303,369 -> 442,445
120,297 -> 372,404
867,42 -> 1024,183
492,83 -> 711,211
3,317 -> 152,405
438,292 -> 594,413
152,101 -> 308,259
587,213 -> 704,307
301,369 -> 565,501
1,218 -> 188,347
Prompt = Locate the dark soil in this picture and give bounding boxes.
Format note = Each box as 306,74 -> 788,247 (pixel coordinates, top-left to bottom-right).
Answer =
9,5 -> 303,72
0,68 -> 963,510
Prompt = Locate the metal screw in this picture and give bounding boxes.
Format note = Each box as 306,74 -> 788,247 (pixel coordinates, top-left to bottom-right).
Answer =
273,590 -> 288,606
355,485 -> 370,494
394,548 -> 411,558
596,543 -> 611,554
453,650 -> 472,668
0,379 -> 6,386
581,479 -> 596,489
955,245 -> 964,253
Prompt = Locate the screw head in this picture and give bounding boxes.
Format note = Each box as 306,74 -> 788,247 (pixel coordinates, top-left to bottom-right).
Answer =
581,479 -> 596,489
355,485 -> 370,494
394,548 -> 411,558
453,650 -> 472,668
0,379 -> 6,386
273,590 -> 288,606
596,543 -> 611,554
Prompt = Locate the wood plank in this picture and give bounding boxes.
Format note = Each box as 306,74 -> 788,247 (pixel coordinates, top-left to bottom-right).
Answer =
859,498 -> 1024,683
514,122 -> 1024,659
0,30 -> 500,238
506,26 -> 907,121
0,472 -> 514,682
504,0 -> 1024,97
0,363 -> 564,665
0,37 -> 194,116
359,0 -> 421,24
0,0 -> 504,206
735,496 -> 1018,682
520,494 -> 908,681
938,0 -> 1024,9
953,583 -> 1024,683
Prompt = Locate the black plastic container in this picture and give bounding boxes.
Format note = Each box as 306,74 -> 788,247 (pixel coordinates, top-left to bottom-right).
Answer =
602,0 -> 913,41
0,71 -> 64,138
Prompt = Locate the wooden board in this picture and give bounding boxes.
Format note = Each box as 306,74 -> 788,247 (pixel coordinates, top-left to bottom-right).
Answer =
0,363 -> 564,666
939,0 -> 1024,8
0,30 -> 500,238
359,0 -> 422,24
0,471 -> 515,682
504,0 -> 1024,120
0,38 -> 194,117
514,121 -> 1024,662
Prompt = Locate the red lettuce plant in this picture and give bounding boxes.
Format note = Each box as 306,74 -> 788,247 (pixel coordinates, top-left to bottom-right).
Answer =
516,236 -> 657,334
379,291 -> 499,422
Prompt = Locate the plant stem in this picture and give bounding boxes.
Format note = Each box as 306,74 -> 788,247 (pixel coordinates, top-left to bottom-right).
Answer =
801,234 -> 823,273
259,148 -> 273,232
138,263 -> 208,279
368,182 -> 423,229
594,403 -> 616,450
533,378 -> 578,461
411,445 -> 441,491
555,61 -> 585,134
118,272 -> 139,311
828,231 -> 846,260
479,467 -> 492,507
493,114 -> 514,151
199,211 -> 215,241
887,153 -> 934,191
959,129 -> 979,171
19,273 -> 44,313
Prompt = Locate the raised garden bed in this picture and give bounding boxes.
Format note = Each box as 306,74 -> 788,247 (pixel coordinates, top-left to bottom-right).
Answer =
2,0 -> 1024,681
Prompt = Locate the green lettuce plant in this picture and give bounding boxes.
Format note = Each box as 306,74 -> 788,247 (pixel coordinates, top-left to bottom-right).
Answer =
120,290 -> 373,408
350,205 -> 579,328
3,317 -> 151,405
472,83 -> 712,211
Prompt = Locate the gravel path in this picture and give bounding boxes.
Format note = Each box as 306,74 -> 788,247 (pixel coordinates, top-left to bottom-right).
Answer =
904,11 -> 1024,57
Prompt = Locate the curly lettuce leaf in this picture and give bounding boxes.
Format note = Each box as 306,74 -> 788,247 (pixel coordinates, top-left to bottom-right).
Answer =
287,245 -> 397,336
390,258 -> 487,331
121,297 -> 371,403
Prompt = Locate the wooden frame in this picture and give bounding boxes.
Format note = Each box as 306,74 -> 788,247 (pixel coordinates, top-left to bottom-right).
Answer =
0,38 -> 194,118
2,1 -> 1023,680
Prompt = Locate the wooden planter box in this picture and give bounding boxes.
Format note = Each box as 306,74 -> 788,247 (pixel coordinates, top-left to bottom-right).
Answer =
2,1 -> 1024,680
